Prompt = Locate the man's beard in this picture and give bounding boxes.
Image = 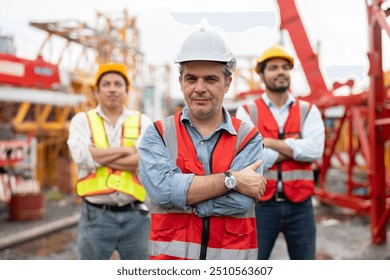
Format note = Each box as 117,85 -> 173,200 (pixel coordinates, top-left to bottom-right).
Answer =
264,77 -> 290,93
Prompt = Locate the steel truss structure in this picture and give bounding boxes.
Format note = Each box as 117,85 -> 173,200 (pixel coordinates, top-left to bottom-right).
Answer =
275,0 -> 390,244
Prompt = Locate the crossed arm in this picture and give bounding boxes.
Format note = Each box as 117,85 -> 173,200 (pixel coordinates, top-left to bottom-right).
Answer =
263,106 -> 325,164
88,146 -> 139,172
68,112 -> 141,173
186,159 -> 265,205
139,125 -> 266,215
263,138 -> 292,163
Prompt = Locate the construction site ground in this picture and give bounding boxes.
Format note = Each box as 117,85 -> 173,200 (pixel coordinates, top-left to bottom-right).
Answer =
0,168 -> 389,260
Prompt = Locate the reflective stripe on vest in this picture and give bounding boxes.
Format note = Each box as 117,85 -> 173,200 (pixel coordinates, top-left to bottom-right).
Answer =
149,240 -> 258,260
76,109 -> 147,202
244,98 -> 311,130
244,97 -> 314,202
155,115 -> 256,164
150,112 -> 259,260
265,169 -> 314,181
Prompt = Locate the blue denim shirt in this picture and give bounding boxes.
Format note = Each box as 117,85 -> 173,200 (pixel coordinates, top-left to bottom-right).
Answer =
139,106 -> 263,217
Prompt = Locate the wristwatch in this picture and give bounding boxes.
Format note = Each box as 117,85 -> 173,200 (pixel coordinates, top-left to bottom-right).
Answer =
224,170 -> 236,191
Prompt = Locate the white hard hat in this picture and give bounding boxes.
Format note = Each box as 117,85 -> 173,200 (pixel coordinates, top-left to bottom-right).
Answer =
175,28 -> 236,71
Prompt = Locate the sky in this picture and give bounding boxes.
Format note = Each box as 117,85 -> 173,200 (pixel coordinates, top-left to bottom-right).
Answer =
0,0 -> 389,98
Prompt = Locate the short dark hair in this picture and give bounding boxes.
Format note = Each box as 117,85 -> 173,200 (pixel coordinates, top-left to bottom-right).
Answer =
257,61 -> 268,74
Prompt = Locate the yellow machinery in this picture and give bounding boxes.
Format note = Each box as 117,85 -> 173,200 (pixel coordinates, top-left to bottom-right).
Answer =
1,9 -> 144,194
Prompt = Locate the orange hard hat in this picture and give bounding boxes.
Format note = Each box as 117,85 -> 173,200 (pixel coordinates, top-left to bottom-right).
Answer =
254,45 -> 294,74
94,63 -> 130,89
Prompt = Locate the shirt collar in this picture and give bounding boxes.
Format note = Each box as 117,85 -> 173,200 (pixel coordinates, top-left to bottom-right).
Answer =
95,105 -> 128,123
261,93 -> 296,109
180,106 -> 237,136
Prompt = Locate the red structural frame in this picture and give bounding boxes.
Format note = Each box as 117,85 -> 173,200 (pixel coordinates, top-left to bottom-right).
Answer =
275,0 -> 390,244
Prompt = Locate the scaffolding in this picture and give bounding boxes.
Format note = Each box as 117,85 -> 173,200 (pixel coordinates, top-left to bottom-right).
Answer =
1,9 -> 145,192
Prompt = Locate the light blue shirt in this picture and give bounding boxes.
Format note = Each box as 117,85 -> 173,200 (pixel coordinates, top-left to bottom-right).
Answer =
139,106 -> 264,217
236,93 -> 325,190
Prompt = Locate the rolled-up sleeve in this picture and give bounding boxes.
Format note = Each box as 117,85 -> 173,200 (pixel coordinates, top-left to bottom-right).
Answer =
139,124 -> 194,209
67,113 -> 96,176
284,105 -> 325,162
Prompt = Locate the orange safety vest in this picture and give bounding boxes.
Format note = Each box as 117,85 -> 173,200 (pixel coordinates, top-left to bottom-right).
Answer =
243,97 -> 314,202
76,109 -> 147,202
150,112 -> 259,260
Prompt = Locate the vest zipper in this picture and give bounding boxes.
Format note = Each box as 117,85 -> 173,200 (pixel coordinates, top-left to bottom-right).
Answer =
277,162 -> 283,190
200,136 -> 218,260
199,216 -> 210,260
278,131 -> 284,189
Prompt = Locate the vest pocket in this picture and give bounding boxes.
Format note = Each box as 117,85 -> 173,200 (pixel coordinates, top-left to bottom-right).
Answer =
285,181 -> 314,202
225,218 -> 254,235
151,213 -> 189,241
222,218 -> 254,248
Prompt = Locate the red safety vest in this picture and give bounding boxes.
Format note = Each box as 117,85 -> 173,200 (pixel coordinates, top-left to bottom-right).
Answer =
150,112 -> 259,260
243,97 -> 314,202
76,109 -> 147,202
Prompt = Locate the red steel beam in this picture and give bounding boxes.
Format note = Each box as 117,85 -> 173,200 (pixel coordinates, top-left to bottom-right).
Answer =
277,0 -> 331,99
350,107 -> 371,164
367,1 -> 388,244
315,189 -> 371,214
302,92 -> 368,109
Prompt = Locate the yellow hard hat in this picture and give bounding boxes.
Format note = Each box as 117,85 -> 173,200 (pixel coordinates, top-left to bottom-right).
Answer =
94,63 -> 130,89
254,45 -> 294,74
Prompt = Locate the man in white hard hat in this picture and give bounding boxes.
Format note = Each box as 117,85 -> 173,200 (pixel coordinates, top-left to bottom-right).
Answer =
67,63 -> 151,259
236,45 -> 325,259
139,29 -> 267,260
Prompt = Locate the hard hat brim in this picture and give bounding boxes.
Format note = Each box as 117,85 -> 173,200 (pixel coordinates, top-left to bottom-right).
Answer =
94,63 -> 131,88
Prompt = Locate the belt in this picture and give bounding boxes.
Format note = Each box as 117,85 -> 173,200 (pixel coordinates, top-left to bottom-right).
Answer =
274,191 -> 287,202
84,199 -> 142,212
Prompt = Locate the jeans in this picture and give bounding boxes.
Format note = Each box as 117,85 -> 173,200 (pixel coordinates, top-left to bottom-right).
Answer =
77,200 -> 150,260
255,197 -> 316,260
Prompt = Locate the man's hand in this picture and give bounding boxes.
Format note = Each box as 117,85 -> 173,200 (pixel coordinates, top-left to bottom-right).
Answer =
233,160 -> 267,201
187,160 -> 266,205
